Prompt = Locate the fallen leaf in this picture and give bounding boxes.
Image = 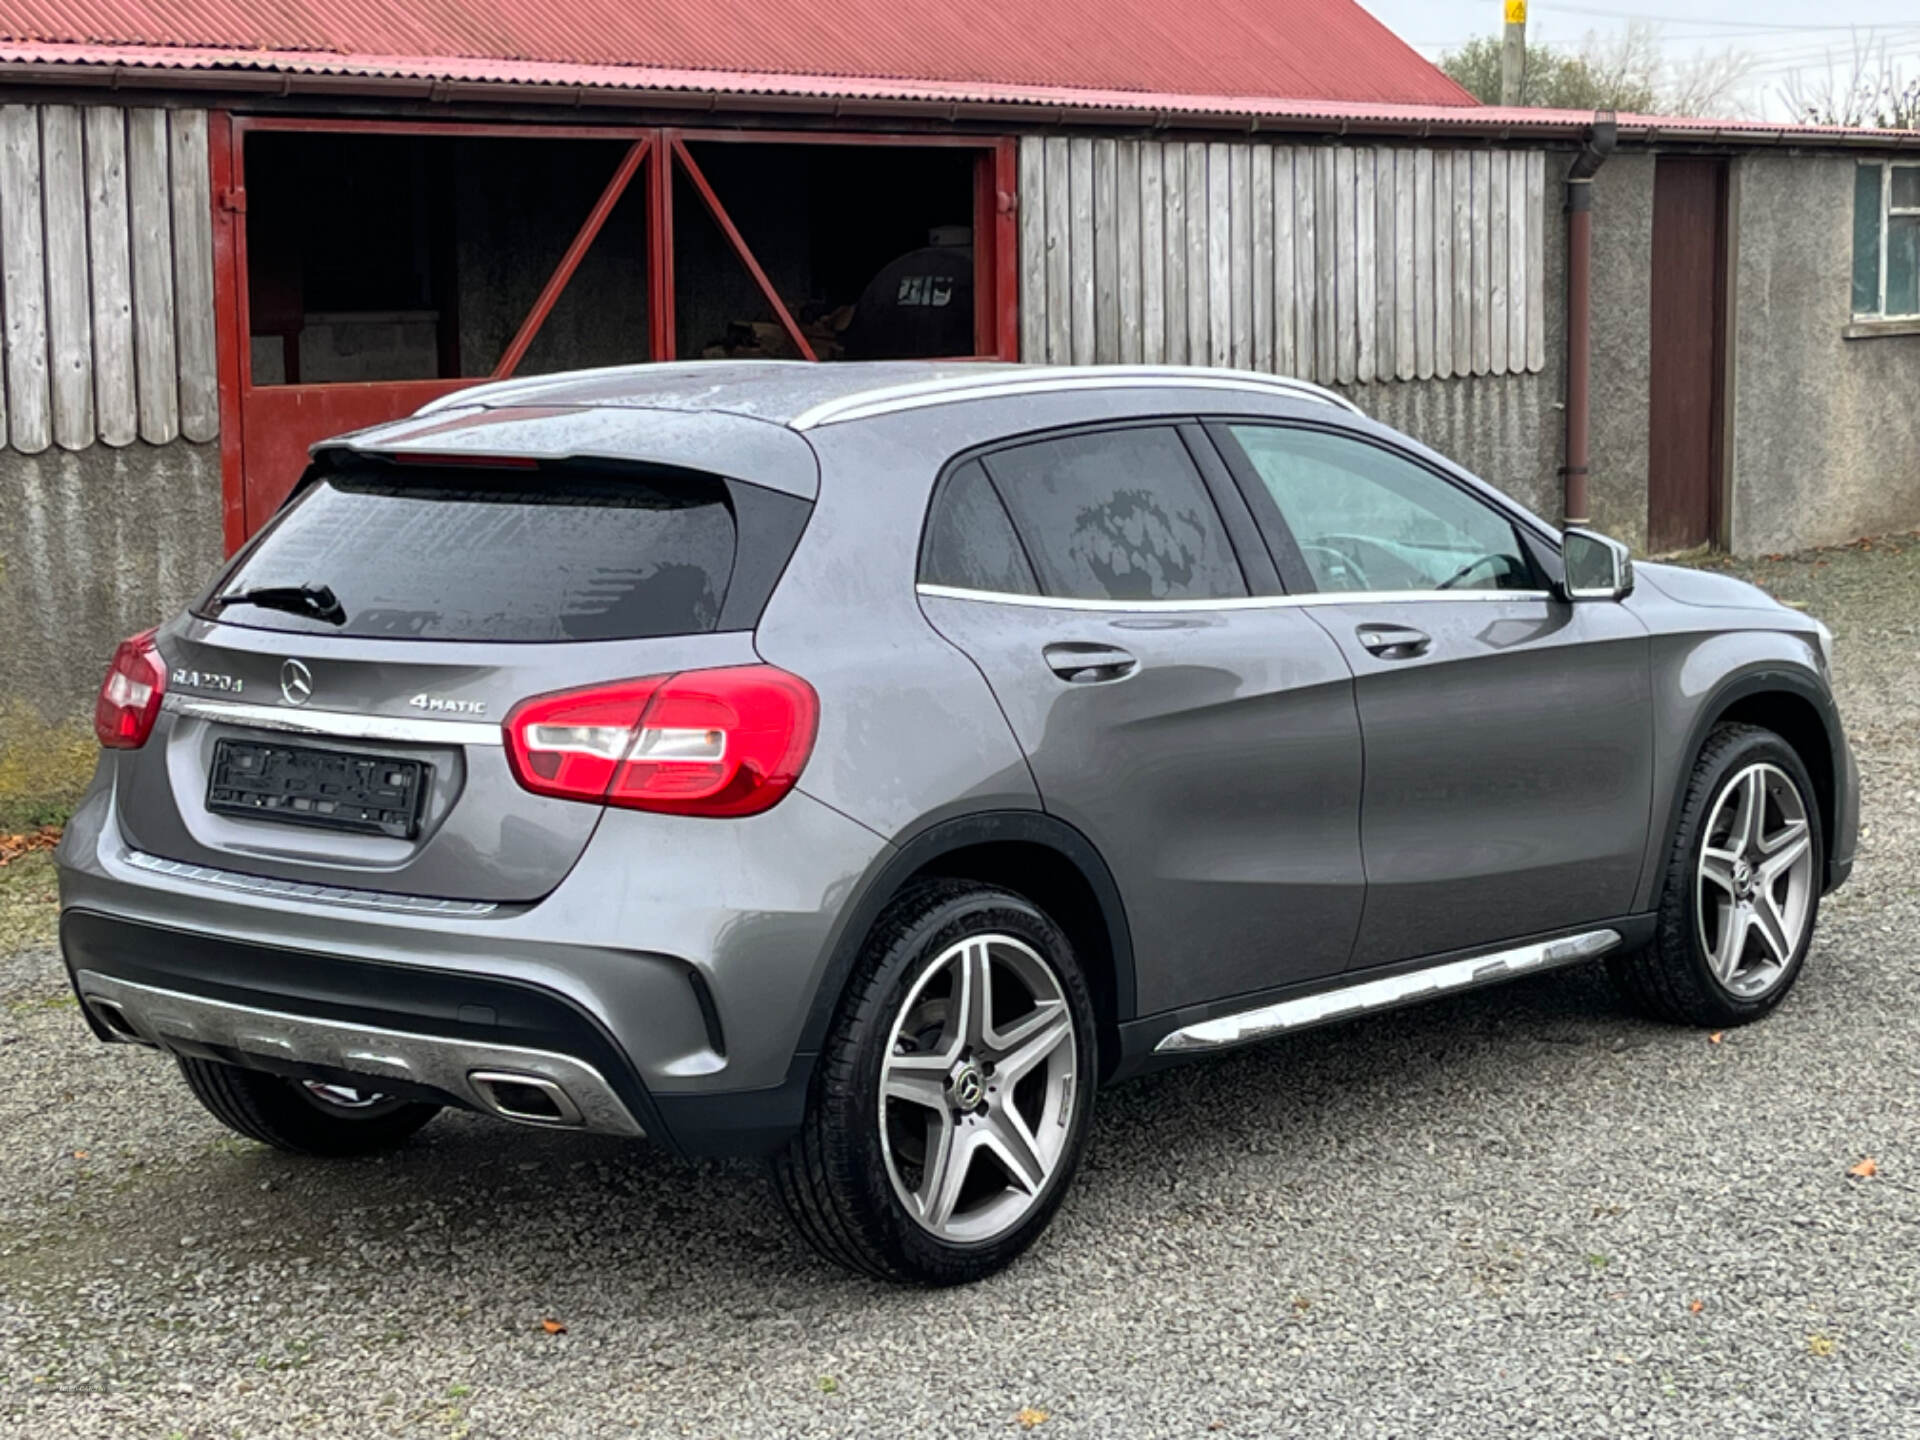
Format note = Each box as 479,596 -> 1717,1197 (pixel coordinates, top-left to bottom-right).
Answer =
0,826 -> 61,868
1292,1296 -> 1312,1311
1016,1408 -> 1050,1430
71,1151 -> 88,1160
1708,1032 -> 1724,1045
539,1319 -> 566,1335
1689,1300 -> 1705,1315
1808,1334 -> 1836,1357
1848,1157 -> 1878,1179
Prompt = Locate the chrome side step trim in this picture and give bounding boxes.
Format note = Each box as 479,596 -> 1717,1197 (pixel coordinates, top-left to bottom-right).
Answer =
163,693 -> 502,747
73,971 -> 645,1138
1154,928 -> 1622,1054
125,850 -> 501,917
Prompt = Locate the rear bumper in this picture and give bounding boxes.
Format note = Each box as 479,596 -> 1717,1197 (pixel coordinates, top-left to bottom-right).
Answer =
55,772 -> 894,1156
63,910 -> 654,1137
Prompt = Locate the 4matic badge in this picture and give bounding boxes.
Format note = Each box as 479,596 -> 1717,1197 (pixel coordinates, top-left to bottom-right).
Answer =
410,694 -> 487,716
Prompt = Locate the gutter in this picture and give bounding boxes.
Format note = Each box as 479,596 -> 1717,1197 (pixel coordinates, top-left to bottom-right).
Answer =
1561,112 -> 1617,528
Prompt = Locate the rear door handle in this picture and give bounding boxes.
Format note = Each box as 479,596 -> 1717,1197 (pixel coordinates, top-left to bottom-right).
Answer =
1355,624 -> 1431,659
1043,642 -> 1139,684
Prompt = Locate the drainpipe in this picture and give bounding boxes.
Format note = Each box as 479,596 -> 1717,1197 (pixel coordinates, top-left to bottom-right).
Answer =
1562,111 -> 1617,528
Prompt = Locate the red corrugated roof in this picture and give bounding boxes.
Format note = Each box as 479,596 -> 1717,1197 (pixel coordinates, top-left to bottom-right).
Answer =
0,0 -> 1475,106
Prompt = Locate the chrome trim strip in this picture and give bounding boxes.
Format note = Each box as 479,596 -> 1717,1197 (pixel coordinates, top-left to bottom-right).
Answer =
791,366 -> 1363,429
164,693 -> 502,747
124,850 -> 500,917
1154,928 -> 1622,1054
917,582 -> 1553,613
74,971 -> 645,1138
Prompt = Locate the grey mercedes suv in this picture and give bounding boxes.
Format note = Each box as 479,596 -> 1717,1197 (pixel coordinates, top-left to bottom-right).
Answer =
56,362 -> 1857,1283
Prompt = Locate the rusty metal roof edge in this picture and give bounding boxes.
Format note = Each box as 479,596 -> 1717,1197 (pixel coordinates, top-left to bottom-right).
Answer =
1,44 -> 1917,148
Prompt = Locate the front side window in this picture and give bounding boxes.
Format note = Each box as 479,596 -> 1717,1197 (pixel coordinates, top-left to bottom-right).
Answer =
1854,162 -> 1920,320
981,427 -> 1248,602
1227,425 -> 1535,595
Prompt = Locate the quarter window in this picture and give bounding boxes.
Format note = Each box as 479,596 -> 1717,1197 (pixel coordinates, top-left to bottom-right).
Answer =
981,428 -> 1248,602
1227,425 -> 1535,595
1854,162 -> 1920,320
919,460 -> 1039,595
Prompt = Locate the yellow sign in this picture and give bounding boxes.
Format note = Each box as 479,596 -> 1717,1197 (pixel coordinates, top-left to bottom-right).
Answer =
1505,0 -> 1527,21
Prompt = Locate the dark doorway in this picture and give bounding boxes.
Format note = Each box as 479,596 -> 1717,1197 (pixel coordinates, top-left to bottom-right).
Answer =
1646,156 -> 1730,553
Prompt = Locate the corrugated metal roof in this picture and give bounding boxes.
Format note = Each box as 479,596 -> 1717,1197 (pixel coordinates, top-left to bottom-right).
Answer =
6,40 -> 1917,148
0,0 -> 1474,107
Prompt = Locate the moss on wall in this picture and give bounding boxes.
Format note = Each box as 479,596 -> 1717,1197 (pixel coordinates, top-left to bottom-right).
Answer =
0,705 -> 96,831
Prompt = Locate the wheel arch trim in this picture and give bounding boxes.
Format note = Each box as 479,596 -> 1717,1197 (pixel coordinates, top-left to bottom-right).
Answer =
1645,664 -> 1847,906
794,809 -> 1137,1059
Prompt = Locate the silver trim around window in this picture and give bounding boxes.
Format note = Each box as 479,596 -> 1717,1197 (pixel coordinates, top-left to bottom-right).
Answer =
916,582 -> 1553,613
73,971 -> 644,1137
1154,928 -> 1622,1054
163,693 -> 502,747
791,366 -> 1364,429
124,849 -> 500,917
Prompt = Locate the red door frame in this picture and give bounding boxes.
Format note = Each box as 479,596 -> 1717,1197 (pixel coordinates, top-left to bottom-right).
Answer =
209,115 -> 1018,551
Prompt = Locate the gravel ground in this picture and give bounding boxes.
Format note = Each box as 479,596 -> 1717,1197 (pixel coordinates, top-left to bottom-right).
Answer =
3,538 -> 1918,1439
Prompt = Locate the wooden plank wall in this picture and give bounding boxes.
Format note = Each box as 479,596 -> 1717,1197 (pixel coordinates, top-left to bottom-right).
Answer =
0,103 -> 217,454
1018,137 -> 1549,384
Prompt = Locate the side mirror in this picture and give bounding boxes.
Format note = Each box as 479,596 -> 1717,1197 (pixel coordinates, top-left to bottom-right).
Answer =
1559,528 -> 1634,602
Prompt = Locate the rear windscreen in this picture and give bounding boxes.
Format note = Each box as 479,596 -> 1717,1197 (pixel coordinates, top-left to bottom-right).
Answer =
204,465 -> 739,642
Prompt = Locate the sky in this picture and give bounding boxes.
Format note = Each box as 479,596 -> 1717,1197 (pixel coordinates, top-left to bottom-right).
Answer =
1356,1 -> 1920,119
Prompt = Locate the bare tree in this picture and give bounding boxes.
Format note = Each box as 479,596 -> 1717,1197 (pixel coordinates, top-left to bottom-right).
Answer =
1780,34 -> 1920,130
1442,19 -> 1753,118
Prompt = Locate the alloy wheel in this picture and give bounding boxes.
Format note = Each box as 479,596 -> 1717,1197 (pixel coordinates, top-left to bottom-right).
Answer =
1697,762 -> 1816,998
878,934 -> 1078,1245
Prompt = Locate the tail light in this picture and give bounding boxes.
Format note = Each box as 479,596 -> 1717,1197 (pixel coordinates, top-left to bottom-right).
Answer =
504,665 -> 818,818
94,630 -> 166,749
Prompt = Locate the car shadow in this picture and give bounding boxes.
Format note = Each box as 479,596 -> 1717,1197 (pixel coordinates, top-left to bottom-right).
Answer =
129,959 -> 1668,1305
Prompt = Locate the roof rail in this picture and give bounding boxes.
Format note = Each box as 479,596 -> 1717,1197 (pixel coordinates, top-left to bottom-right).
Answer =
788,365 -> 1363,430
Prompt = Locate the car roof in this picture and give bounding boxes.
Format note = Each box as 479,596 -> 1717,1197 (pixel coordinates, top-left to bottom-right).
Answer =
401,361 -> 1361,430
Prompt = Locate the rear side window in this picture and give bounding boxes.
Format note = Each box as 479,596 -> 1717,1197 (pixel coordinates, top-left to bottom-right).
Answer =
980,427 -> 1248,602
919,460 -> 1039,594
204,463 -> 783,642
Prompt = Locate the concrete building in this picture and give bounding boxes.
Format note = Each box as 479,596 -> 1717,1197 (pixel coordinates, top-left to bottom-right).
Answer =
1,0 -> 1918,748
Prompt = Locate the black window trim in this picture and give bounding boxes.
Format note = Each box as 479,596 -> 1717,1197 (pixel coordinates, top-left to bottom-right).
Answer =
1201,416 -> 1557,599
916,415 -> 1282,605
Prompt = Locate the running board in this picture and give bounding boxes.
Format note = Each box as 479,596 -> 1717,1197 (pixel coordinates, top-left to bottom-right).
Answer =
1153,928 -> 1622,1054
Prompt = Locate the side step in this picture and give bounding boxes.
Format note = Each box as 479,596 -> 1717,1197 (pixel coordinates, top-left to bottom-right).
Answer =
1154,928 -> 1622,1054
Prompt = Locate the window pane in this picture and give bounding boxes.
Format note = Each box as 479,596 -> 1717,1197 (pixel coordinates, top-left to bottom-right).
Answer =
920,460 -> 1038,594
1892,165 -> 1920,210
1229,425 -> 1533,594
207,466 -> 736,641
984,428 -> 1248,602
1854,164 -> 1884,317
1889,215 -> 1920,318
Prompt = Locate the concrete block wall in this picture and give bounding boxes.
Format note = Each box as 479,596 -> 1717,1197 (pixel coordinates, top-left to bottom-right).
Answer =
1729,153 -> 1920,554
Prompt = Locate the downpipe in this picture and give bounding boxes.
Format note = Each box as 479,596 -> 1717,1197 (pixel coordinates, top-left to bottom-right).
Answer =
1562,111 -> 1618,528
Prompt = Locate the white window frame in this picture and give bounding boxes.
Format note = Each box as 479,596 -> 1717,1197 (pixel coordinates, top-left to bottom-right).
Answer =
1859,161 -> 1920,321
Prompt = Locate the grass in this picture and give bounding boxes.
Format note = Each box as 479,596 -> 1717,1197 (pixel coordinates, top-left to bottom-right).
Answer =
0,849 -> 60,954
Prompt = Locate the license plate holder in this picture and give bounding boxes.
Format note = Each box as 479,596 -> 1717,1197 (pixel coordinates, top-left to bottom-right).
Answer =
206,739 -> 429,840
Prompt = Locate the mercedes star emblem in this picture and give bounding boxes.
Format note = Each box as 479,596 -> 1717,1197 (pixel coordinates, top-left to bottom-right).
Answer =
280,658 -> 314,706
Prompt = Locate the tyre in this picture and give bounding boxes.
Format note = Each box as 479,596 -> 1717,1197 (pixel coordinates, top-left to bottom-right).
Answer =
1609,722 -> 1823,1028
177,1057 -> 440,1156
770,880 -> 1098,1284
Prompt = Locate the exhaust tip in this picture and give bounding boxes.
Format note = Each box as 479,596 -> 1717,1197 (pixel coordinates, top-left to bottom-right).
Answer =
468,1070 -> 585,1128
85,996 -> 149,1044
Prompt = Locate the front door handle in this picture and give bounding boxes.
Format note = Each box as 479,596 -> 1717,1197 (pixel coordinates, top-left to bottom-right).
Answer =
1355,624 -> 1431,659
1043,642 -> 1139,684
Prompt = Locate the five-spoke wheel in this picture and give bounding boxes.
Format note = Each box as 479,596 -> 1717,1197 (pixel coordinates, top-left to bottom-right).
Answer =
771,881 -> 1096,1284
879,933 -> 1078,1243
1696,761 -> 1816,999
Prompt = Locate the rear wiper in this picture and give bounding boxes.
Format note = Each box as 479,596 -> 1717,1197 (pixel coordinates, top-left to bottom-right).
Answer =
212,583 -> 347,627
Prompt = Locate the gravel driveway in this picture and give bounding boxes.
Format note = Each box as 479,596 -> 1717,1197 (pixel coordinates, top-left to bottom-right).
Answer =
4,539 -> 1917,1439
